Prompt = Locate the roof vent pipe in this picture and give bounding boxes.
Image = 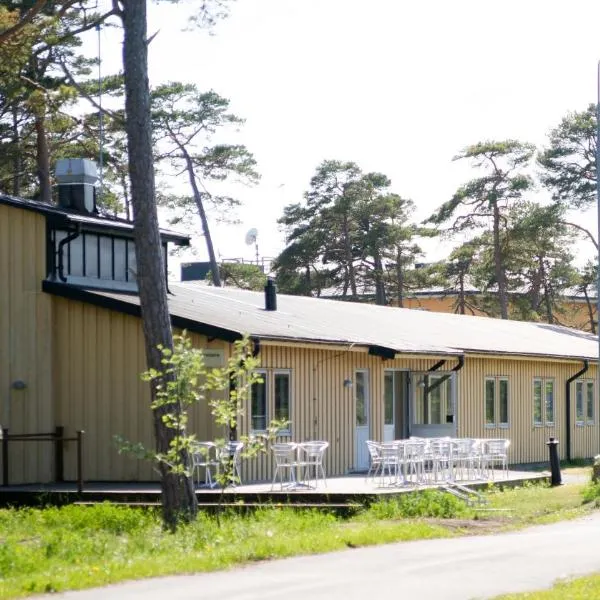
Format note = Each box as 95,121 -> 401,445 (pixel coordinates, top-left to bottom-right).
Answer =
55,158 -> 98,214
265,278 -> 277,311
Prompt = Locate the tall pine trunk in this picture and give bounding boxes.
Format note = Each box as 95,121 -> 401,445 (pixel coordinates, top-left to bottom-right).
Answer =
181,146 -> 221,287
493,202 -> 508,319
12,105 -> 21,197
35,114 -> 51,203
121,0 -> 197,528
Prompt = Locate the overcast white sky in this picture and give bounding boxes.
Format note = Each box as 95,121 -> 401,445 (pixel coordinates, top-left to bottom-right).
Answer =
94,0 -> 600,274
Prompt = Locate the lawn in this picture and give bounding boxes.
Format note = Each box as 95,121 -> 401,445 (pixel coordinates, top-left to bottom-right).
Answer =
0,469 -> 597,599
493,573 -> 600,599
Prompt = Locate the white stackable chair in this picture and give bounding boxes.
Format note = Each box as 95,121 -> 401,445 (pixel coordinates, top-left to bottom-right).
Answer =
452,438 -> 480,481
191,441 -> 219,488
298,441 -> 329,488
366,440 -> 383,481
271,442 -> 300,490
429,439 -> 454,483
403,439 -> 427,485
218,441 -> 244,486
481,439 -> 510,479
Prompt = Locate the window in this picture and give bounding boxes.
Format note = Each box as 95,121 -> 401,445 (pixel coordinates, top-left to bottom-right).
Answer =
533,378 -> 554,426
485,377 -> 509,428
575,380 -> 595,426
355,370 -> 368,426
414,373 -> 454,425
250,370 -> 292,433
250,370 -> 267,431
274,371 -> 291,432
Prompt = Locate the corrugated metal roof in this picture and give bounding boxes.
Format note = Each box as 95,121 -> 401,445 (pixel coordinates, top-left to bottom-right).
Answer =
86,282 -> 600,362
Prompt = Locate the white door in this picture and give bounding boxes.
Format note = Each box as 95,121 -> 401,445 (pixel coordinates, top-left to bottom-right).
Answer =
383,371 -> 395,441
354,370 -> 370,471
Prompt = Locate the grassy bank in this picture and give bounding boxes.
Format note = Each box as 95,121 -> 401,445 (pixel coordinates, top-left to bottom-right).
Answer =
0,473 -> 597,598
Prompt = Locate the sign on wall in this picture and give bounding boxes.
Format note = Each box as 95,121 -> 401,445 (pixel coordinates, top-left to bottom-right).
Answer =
201,349 -> 225,368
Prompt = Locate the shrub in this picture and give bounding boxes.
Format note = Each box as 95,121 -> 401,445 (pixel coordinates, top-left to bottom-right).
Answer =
365,490 -> 469,520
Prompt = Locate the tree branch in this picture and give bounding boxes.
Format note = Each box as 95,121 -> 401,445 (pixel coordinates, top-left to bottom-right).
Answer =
560,220 -> 599,250
0,0 -> 47,45
57,57 -> 124,125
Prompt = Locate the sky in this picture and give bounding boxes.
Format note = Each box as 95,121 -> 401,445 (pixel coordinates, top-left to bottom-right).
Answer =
92,0 -> 600,276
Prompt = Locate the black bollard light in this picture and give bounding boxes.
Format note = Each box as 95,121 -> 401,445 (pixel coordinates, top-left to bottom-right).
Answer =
546,437 -> 562,486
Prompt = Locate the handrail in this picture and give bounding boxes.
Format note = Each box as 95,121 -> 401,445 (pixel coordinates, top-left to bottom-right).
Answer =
1,426 -> 84,493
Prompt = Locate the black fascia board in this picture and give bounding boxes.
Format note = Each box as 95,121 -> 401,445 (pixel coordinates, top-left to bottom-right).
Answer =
42,280 -> 242,343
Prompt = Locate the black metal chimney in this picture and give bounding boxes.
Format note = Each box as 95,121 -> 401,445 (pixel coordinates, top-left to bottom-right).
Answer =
265,278 -> 277,311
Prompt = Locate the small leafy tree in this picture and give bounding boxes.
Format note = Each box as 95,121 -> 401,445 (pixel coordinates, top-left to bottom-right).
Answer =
119,332 -> 285,529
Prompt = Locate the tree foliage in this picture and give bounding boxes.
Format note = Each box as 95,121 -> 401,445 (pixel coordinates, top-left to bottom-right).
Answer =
274,160 -> 428,305
426,140 -> 536,319
538,104 -> 597,210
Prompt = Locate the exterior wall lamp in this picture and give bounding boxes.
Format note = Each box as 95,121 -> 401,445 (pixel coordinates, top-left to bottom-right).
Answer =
343,378 -> 353,389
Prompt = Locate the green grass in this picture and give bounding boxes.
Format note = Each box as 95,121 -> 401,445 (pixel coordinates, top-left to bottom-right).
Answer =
493,573 -> 600,599
0,472 -> 597,599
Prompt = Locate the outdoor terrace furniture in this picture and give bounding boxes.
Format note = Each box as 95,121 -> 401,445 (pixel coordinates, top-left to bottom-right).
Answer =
298,441 -> 329,488
365,437 -> 511,487
191,441 -> 219,488
271,441 -> 330,491
366,440 -> 384,481
428,439 -> 454,483
452,438 -> 481,481
271,442 -> 305,491
218,441 -> 244,486
481,438 -> 511,479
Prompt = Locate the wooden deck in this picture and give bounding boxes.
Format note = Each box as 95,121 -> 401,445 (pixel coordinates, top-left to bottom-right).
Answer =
0,469 -> 550,510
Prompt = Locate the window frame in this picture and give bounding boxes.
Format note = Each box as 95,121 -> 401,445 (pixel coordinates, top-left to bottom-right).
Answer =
533,377 -> 555,427
250,369 -> 293,435
273,369 -> 292,434
250,369 -> 268,433
575,380 -> 595,427
484,376 -> 509,429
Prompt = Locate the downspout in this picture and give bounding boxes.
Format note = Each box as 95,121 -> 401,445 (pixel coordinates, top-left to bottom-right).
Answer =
56,226 -> 81,282
425,355 -> 465,394
566,360 -> 589,462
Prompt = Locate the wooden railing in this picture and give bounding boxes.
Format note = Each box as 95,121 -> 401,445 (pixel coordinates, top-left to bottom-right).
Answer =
1,426 -> 84,493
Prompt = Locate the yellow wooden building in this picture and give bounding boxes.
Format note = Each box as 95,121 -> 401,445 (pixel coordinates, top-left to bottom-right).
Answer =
2,185 -> 600,486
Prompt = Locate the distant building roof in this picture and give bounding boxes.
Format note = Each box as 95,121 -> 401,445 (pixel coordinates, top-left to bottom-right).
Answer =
43,281 -> 600,362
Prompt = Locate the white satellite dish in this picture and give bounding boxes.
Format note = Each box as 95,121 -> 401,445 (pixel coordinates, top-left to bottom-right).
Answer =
245,227 -> 258,246
244,228 -> 259,265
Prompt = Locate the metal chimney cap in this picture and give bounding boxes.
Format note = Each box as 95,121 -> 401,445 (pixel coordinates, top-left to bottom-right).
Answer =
55,158 -> 98,185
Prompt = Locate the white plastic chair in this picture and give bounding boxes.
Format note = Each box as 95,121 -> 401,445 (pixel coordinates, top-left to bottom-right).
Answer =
452,438 -> 480,481
482,439 -> 510,479
366,440 -> 383,481
190,441 -> 219,488
271,443 -> 300,490
429,439 -> 454,483
403,440 -> 427,485
378,442 -> 402,487
218,441 -> 244,486
298,441 -> 329,488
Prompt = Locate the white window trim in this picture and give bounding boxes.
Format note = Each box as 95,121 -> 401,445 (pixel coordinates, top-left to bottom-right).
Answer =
273,369 -> 292,435
485,376 -> 509,429
533,377 -> 555,427
576,379 -> 596,427
250,369 -> 268,433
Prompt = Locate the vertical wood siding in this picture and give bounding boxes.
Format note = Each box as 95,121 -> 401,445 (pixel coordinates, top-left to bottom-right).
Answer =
458,357 -> 599,464
0,206 -> 53,483
52,298 -> 230,481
